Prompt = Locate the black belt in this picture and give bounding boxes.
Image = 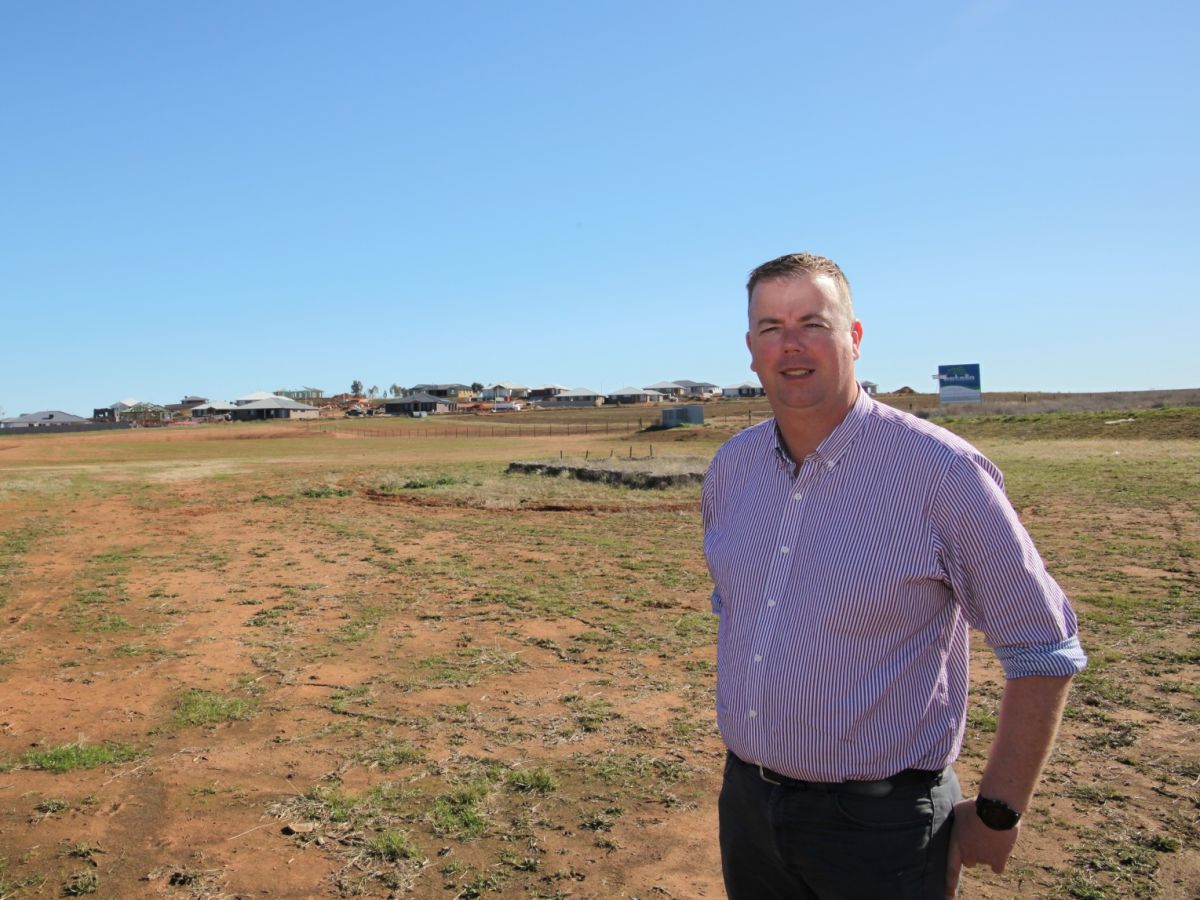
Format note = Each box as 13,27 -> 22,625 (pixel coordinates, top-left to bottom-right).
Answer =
731,751 -> 944,798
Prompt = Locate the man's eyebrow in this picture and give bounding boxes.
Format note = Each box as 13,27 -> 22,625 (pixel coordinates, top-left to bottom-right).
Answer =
753,312 -> 830,326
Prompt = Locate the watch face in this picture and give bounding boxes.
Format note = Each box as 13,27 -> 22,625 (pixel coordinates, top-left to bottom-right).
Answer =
975,797 -> 1020,830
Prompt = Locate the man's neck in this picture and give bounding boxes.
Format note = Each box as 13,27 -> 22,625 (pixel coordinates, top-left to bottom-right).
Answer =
772,389 -> 859,463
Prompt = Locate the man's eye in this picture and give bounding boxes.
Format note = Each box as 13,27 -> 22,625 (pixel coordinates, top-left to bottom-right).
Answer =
806,322 -> 827,329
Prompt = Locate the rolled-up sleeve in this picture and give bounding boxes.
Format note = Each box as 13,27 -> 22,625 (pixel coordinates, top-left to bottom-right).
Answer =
932,452 -> 1087,679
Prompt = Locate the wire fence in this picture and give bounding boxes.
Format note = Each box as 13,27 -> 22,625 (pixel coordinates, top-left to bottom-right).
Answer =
303,411 -> 768,440
306,421 -> 637,440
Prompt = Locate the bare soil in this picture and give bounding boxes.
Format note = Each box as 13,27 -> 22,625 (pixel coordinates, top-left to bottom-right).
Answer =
0,423 -> 1196,898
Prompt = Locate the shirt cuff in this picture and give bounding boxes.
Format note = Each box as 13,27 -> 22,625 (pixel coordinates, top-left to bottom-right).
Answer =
995,636 -> 1088,678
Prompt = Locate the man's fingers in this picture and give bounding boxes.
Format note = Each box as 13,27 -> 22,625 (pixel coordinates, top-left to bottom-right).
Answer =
945,837 -> 963,898
945,861 -> 961,899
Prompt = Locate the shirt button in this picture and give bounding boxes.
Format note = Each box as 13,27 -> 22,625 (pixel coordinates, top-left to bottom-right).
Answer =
793,492 -> 802,501
753,654 -> 762,662
780,546 -> 789,554
767,600 -> 776,608
748,709 -> 757,718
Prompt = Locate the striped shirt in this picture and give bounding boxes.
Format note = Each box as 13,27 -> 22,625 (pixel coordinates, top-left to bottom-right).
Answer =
702,389 -> 1086,782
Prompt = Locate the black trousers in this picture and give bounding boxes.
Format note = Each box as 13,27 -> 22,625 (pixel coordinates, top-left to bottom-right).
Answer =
719,752 -> 960,900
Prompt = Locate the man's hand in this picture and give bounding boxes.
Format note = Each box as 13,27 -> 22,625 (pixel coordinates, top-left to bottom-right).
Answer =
944,797 -> 1020,898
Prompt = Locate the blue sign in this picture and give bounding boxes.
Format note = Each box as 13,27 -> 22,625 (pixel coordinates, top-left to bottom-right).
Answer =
938,364 -> 981,404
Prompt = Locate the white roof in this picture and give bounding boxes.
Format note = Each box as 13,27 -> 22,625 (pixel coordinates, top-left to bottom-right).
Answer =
724,381 -> 761,389
609,386 -> 663,397
645,381 -> 683,390
534,383 -> 571,391
193,401 -> 238,411
1,410 -> 89,425
557,387 -> 603,398
488,382 -> 528,390
236,390 -> 277,402
238,397 -> 319,411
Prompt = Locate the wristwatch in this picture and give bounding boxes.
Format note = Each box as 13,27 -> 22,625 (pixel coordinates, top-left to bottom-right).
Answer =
975,796 -> 1022,831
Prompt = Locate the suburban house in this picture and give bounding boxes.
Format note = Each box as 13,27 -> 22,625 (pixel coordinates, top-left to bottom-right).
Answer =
235,390 -> 278,406
552,388 -> 605,407
673,379 -> 721,398
482,382 -> 530,401
229,396 -> 320,420
116,402 -> 171,425
410,384 -> 474,401
165,395 -> 209,416
607,386 -> 664,404
860,381 -> 878,397
644,381 -> 686,398
383,393 -> 457,415
93,398 -> 142,422
276,387 -> 325,403
528,384 -> 570,401
190,401 -> 239,419
723,381 -> 765,398
0,410 -> 90,429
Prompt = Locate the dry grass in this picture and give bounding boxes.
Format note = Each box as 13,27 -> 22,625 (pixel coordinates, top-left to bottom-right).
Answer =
0,407 -> 1195,898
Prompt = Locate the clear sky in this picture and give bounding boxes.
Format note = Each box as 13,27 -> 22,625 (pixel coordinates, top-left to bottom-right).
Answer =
3,1 -> 1197,416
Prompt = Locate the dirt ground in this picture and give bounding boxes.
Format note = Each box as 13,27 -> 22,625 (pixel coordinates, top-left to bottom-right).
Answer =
0,423 -> 1196,898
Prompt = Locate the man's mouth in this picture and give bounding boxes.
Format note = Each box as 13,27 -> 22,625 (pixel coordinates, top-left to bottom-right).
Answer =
780,368 -> 813,378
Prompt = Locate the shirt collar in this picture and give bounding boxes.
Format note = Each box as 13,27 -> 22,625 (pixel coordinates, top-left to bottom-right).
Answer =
770,386 -> 874,472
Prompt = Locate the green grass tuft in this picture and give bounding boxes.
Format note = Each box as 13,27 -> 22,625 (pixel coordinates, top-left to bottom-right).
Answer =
366,829 -> 422,862
504,766 -> 558,794
22,742 -> 138,773
171,689 -> 258,727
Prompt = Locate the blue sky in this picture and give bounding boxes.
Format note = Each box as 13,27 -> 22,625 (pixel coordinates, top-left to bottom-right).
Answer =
3,1 -> 1197,416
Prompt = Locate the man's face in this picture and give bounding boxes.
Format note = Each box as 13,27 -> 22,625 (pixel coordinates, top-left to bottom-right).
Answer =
746,274 -> 863,422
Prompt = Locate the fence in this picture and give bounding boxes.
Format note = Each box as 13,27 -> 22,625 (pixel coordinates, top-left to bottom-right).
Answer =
305,421 -> 642,439
303,410 -> 774,440
0,422 -> 134,435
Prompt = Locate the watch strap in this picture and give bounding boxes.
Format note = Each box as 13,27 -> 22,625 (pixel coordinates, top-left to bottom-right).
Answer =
975,795 -> 1022,831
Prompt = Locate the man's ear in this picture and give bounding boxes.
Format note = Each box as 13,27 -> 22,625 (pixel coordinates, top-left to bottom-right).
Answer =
850,320 -> 863,361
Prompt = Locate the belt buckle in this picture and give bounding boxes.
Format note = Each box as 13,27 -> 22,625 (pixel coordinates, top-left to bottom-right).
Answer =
757,763 -> 782,786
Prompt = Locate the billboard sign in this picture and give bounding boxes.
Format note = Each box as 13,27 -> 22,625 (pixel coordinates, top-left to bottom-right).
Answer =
937,364 -> 981,404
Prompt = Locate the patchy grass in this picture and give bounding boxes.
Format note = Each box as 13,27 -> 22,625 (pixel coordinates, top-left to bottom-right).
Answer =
21,742 -> 139,773
430,780 -> 492,840
366,829 -> 423,862
170,690 -> 258,727
0,409 -> 1195,897
299,485 -> 354,498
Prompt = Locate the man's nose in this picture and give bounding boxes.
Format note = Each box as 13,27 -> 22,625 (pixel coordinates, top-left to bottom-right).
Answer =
781,325 -> 808,349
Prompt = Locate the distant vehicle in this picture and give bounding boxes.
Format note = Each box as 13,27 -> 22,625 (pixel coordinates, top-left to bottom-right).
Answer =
345,408 -> 364,417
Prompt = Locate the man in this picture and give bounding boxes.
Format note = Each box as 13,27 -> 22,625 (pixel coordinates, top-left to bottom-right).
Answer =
702,253 -> 1086,898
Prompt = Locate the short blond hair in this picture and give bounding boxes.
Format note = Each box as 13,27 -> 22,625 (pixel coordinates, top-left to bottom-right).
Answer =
746,252 -> 854,322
